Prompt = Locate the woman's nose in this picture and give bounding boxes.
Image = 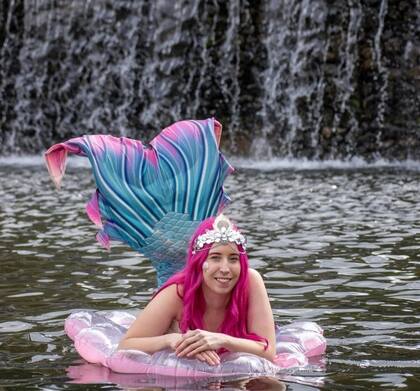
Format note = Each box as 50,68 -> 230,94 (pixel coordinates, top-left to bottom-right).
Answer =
219,258 -> 230,272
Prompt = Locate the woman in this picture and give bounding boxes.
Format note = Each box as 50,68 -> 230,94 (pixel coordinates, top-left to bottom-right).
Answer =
119,214 -> 276,366
46,118 -> 326,373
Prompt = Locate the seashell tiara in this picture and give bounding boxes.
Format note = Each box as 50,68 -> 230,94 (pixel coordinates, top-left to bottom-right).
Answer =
192,214 -> 247,253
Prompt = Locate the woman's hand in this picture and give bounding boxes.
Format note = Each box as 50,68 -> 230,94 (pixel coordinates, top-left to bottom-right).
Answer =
166,333 -> 220,365
194,350 -> 220,366
166,333 -> 183,350
175,329 -> 227,357
168,332 -> 220,366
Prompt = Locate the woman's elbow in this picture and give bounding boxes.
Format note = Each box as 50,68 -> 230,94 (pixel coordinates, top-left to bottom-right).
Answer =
264,345 -> 276,362
118,337 -> 129,350
267,351 -> 276,362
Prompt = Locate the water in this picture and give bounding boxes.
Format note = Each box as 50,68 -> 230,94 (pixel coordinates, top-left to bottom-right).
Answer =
1,157 -> 420,390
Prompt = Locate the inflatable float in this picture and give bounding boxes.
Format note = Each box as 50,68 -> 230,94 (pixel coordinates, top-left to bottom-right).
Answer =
65,310 -> 326,376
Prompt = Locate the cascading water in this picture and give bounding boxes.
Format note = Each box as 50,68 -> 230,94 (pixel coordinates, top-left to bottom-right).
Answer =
331,0 -> 362,158
0,0 -> 418,160
373,0 -> 389,135
259,0 -> 329,158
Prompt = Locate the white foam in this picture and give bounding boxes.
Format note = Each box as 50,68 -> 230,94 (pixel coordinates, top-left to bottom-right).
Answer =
229,157 -> 420,171
0,154 -> 90,168
1,154 -> 420,171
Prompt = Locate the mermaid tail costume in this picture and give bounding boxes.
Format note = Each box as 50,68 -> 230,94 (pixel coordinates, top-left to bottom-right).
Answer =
45,118 -> 233,285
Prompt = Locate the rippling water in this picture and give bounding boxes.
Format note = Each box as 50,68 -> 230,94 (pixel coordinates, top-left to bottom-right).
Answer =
1,157 -> 419,390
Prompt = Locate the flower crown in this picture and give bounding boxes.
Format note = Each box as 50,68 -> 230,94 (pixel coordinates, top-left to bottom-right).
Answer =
192,214 -> 247,253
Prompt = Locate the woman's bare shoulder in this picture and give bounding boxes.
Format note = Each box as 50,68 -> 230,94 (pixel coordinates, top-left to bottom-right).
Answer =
248,268 -> 264,285
153,283 -> 184,318
155,283 -> 183,302
248,268 -> 268,297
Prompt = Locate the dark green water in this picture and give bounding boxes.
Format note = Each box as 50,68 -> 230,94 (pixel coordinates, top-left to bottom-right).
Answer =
1,157 -> 419,390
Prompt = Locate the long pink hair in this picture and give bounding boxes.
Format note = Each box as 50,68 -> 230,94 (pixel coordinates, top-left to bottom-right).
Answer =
156,216 -> 267,347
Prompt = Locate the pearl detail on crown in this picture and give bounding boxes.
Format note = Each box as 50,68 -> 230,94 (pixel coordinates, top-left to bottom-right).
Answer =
192,214 -> 247,253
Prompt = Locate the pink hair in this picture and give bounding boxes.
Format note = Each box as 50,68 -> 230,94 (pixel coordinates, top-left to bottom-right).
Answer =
156,217 -> 267,348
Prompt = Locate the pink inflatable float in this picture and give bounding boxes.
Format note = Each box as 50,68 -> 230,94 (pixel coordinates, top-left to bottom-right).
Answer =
65,310 -> 326,376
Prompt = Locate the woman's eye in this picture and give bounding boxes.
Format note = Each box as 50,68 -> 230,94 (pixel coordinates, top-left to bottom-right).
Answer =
209,255 -> 221,261
229,257 -> 239,263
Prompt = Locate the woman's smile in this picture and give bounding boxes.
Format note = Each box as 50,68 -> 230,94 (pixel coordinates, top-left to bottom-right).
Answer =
214,276 -> 232,286
214,277 -> 231,282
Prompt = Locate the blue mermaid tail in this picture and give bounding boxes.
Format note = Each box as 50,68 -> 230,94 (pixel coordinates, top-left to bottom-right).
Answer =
45,118 -> 233,285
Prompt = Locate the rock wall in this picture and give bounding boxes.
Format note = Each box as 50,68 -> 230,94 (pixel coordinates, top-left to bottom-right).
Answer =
0,0 -> 419,159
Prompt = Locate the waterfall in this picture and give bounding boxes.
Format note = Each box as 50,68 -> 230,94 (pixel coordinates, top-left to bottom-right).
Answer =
331,0 -> 362,158
373,0 -> 389,137
0,0 -> 418,160
259,0 -> 328,158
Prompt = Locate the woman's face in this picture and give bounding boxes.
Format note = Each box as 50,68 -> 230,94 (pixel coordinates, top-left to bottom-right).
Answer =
201,243 -> 241,295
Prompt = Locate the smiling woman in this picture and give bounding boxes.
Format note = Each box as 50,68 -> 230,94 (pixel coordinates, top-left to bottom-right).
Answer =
118,215 -> 277,365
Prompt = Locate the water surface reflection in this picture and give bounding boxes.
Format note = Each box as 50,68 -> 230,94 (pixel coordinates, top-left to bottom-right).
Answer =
0,160 -> 419,390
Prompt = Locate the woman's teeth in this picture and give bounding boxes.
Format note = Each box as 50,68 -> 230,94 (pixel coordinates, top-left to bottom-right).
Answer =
215,277 -> 231,282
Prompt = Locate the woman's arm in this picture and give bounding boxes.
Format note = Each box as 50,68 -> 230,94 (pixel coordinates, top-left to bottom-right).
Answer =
246,268 -> 276,360
118,284 -> 182,353
119,332 -> 182,353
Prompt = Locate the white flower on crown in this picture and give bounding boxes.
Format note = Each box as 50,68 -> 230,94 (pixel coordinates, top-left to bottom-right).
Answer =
193,214 -> 247,253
